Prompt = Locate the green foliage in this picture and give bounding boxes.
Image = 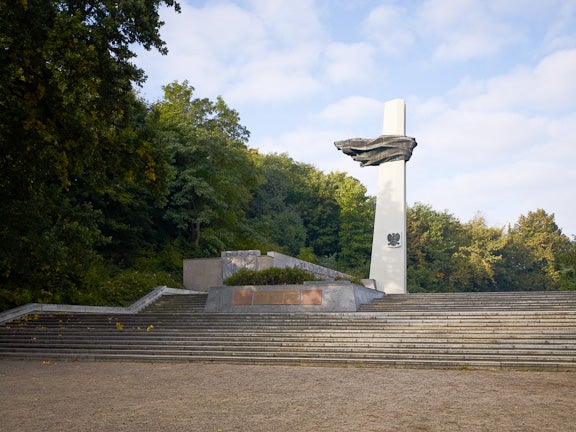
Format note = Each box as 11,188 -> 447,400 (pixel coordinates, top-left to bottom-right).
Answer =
450,215 -> 505,292
0,261 -> 181,310
245,153 -> 373,276
332,173 -> 374,277
246,153 -> 310,255
0,0 -> 180,309
335,275 -> 366,286
407,203 -> 462,292
152,81 -> 260,253
223,267 -> 321,286
495,209 -> 572,291
79,269 -> 181,307
407,205 -> 575,293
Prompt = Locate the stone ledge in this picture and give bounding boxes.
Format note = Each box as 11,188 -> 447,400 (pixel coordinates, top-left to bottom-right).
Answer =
0,286 -> 200,325
204,283 -> 383,313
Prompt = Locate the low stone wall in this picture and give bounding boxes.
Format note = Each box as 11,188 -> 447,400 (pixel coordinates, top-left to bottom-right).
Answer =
183,257 -> 222,292
204,282 -> 383,313
0,287 -> 198,325
262,251 -> 352,280
183,250 -> 353,291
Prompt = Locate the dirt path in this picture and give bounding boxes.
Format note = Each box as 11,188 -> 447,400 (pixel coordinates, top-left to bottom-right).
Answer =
1,360 -> 575,432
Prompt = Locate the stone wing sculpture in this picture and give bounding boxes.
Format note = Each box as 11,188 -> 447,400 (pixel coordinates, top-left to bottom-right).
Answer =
334,135 -> 417,167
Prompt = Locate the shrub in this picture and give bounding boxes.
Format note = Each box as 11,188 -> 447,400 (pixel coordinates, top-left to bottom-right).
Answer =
223,267 -> 321,286
335,275 -> 366,286
79,269 -> 182,307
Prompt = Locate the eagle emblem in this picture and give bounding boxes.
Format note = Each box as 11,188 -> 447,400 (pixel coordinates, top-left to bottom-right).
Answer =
387,233 -> 401,247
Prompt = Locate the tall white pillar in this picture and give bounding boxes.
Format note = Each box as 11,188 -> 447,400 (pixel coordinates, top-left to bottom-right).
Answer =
370,99 -> 407,293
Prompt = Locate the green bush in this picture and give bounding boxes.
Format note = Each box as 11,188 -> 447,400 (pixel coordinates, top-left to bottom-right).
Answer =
223,267 -> 321,286
335,275 -> 366,286
0,264 -> 182,312
79,269 -> 182,307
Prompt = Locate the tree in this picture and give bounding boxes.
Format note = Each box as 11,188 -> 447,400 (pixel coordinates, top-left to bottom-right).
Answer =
246,153 -> 310,255
496,209 -> 572,291
557,236 -> 576,291
450,215 -> 505,292
153,81 -> 260,255
300,170 -> 342,258
406,204 -> 462,292
332,173 -> 374,276
1,0 -> 180,192
244,153 -> 375,274
0,0 -> 180,307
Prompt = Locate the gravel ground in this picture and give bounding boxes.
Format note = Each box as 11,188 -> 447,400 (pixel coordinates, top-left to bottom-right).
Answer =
1,360 -> 575,432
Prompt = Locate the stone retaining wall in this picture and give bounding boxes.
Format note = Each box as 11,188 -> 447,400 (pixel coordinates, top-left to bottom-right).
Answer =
204,282 -> 383,313
183,250 -> 353,291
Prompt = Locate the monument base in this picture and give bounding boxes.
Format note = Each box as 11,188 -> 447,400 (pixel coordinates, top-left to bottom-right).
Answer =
204,282 -> 383,313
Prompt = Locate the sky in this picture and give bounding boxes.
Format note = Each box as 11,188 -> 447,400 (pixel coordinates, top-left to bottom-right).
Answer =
133,0 -> 576,238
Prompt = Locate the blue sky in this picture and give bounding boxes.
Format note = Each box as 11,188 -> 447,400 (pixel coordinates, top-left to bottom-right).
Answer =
134,0 -> 576,237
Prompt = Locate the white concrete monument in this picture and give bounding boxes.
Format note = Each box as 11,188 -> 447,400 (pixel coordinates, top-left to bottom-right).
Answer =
335,99 -> 417,293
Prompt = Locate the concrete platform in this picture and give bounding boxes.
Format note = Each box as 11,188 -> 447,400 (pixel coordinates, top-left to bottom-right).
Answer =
204,282 -> 384,313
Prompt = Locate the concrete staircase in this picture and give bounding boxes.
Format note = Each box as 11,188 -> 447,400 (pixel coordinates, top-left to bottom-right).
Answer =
141,293 -> 209,314
358,291 -> 576,312
1,291 -> 575,370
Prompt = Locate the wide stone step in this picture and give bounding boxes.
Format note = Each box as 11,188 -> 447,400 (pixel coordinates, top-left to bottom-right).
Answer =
4,318 -> 575,331
1,338 -> 573,355
359,291 -> 576,312
3,350 -> 571,370
10,309 -> 576,321
2,333 -> 573,350
1,333 -> 574,354
0,345 -> 573,362
2,337 -> 573,350
4,325 -> 575,338
0,351 -> 573,372
2,332 -> 574,348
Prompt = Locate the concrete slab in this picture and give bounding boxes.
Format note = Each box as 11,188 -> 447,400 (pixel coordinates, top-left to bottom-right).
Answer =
204,283 -> 383,313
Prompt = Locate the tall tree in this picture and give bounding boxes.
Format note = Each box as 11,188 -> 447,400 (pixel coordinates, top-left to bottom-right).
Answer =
331,173 -> 374,276
245,154 -> 375,274
300,170 -> 341,258
406,203 -> 462,292
246,153 -> 309,255
557,236 -> 576,291
153,81 -> 260,255
450,215 -> 505,292
0,0 -> 179,306
496,209 -> 572,291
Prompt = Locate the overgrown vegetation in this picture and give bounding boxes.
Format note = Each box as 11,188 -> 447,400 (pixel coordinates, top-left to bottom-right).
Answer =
1,1 -> 575,311
406,205 -> 576,293
223,267 -> 321,286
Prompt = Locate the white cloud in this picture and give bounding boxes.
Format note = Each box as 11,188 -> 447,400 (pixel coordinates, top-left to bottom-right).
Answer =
135,1 -> 329,103
362,3 -> 414,54
316,96 -> 383,126
407,50 -> 576,235
413,107 -> 548,170
420,0 -> 520,61
323,42 -> 375,85
253,128 -> 341,166
363,0 -> 524,61
411,158 -> 576,235
225,44 -> 322,103
536,0 -> 576,53
249,0 -> 325,45
133,2 -> 267,99
460,50 -> 576,113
